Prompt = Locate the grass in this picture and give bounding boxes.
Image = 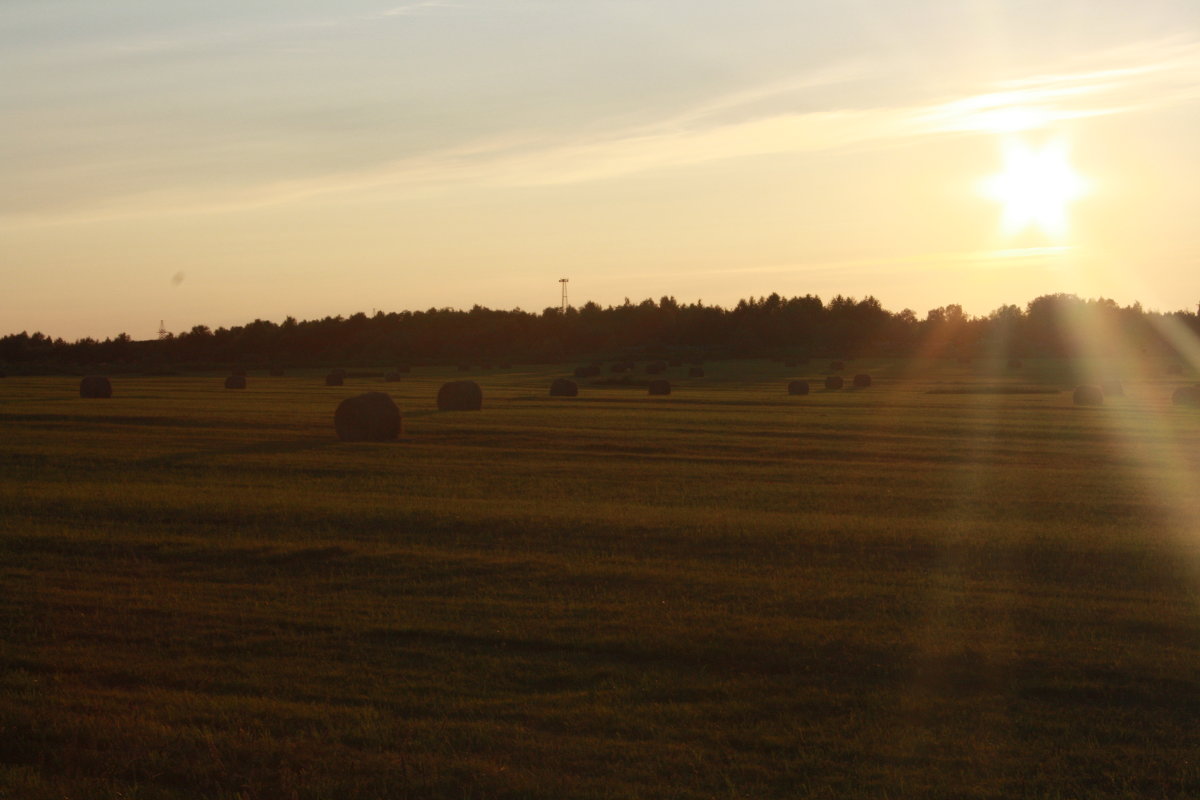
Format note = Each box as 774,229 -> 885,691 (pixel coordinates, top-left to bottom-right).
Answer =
2,359 -> 1200,798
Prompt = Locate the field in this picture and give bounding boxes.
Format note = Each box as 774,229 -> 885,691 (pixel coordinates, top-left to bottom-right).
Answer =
3,360 -> 1200,799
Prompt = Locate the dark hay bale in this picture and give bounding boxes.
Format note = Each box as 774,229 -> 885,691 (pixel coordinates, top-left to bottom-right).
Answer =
384,372 -> 403,382
549,378 -> 578,397
648,379 -> 671,395
1073,385 -> 1104,406
853,374 -> 871,388
825,375 -> 844,390
574,364 -> 601,378
688,367 -> 705,378
224,375 -> 246,389
335,392 -> 401,441
1166,363 -> 1184,375
325,373 -> 344,386
788,380 -> 810,396
79,376 -> 112,398
829,361 -> 845,372
1100,380 -> 1124,396
438,380 -> 482,411
1008,358 -> 1023,369
1172,386 -> 1200,407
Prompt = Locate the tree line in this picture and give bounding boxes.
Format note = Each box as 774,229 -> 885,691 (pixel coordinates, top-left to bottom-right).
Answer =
2,293 -> 1197,372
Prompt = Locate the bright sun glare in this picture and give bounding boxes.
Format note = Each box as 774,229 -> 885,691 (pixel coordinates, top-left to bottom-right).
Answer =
983,139 -> 1087,239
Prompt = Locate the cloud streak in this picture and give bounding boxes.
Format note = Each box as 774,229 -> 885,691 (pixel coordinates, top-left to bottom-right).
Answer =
5,35 -> 1200,228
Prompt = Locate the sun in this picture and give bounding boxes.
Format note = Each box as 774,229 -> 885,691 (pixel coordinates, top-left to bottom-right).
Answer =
983,138 -> 1087,239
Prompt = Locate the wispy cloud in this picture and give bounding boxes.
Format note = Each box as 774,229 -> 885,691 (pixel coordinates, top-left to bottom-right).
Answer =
380,1 -> 463,17
6,35 -> 1200,228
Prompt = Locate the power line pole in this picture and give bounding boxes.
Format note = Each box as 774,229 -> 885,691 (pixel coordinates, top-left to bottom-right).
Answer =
559,278 -> 569,314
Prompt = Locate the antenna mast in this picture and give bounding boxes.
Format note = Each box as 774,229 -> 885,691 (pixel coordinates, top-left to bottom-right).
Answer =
559,278 -> 569,314
157,320 -> 168,340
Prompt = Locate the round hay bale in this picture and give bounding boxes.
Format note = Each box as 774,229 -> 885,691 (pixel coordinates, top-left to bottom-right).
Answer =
688,367 -> 704,378
824,375 -> 844,390
573,364 -> 601,378
852,374 -> 871,388
335,392 -> 401,441
437,380 -> 482,410
1073,385 -> 1104,406
648,379 -> 671,395
549,378 -> 578,397
787,380 -> 810,396
224,375 -> 246,389
325,372 -> 344,386
829,360 -> 845,372
1172,386 -> 1200,407
79,376 -> 112,398
1100,380 -> 1123,396
1166,363 -> 1184,375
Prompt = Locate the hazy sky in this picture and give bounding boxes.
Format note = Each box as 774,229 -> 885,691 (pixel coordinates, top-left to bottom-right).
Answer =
4,1 -> 1200,340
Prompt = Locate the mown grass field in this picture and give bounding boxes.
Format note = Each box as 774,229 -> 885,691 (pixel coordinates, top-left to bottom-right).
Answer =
2,359 -> 1199,799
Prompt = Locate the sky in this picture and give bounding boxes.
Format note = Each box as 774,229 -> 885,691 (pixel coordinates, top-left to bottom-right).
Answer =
3,1 -> 1200,341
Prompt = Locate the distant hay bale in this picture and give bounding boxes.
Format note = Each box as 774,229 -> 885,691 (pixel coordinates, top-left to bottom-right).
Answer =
1008,358 -> 1023,369
438,379 -> 482,411
79,376 -> 112,398
549,378 -> 578,397
829,361 -> 844,372
853,374 -> 871,388
1166,363 -> 1184,375
384,371 -> 403,382
825,375 -> 844,390
1100,380 -> 1124,396
325,372 -> 344,386
224,375 -> 246,389
610,362 -> 629,373
1172,386 -> 1200,407
335,392 -> 401,441
688,367 -> 704,378
648,379 -> 671,395
787,380 -> 810,396
574,364 -> 601,378
1073,385 -> 1104,406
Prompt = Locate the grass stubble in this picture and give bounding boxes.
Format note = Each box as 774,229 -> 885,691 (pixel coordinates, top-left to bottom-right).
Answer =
1,359 -> 1199,799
